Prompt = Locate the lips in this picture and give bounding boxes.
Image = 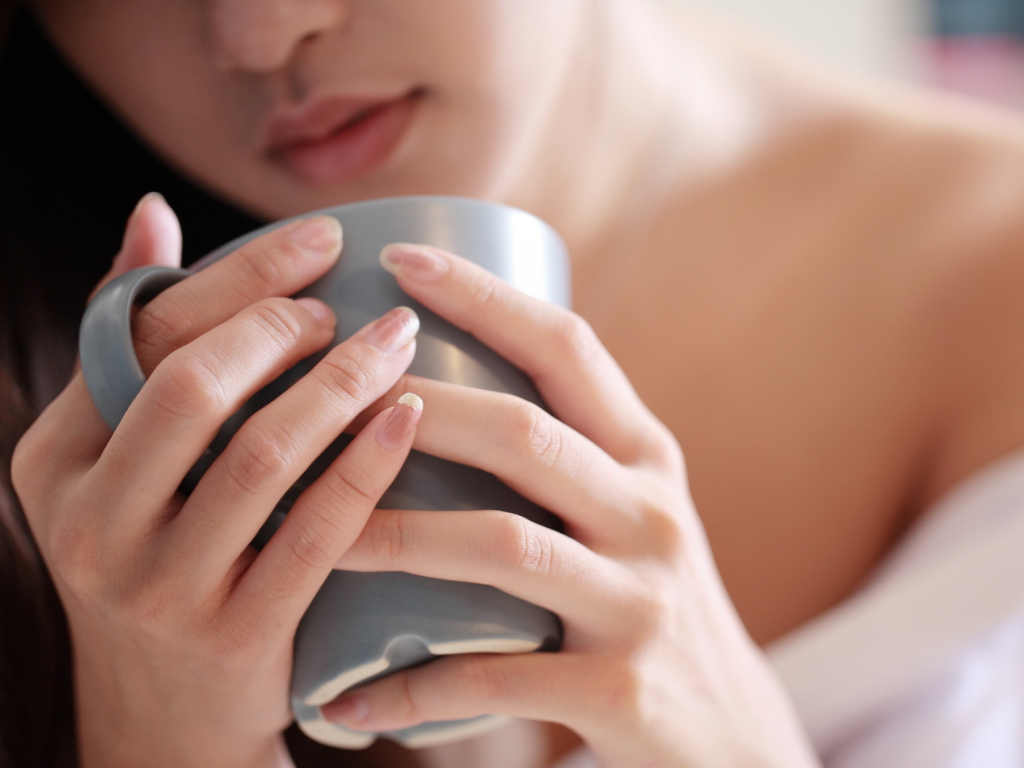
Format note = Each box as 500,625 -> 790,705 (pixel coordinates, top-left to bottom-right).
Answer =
265,90 -> 423,185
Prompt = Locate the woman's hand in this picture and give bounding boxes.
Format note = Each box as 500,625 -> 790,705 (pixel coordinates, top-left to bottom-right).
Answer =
322,243 -> 820,768
11,195 -> 423,768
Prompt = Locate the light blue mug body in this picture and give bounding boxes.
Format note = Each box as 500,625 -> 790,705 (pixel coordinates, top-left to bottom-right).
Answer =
79,196 -> 570,748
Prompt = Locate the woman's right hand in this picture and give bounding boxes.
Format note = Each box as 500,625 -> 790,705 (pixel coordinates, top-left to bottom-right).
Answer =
11,195 -> 422,768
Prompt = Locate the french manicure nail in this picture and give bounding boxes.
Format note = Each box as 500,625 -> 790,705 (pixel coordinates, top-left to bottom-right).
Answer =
288,216 -> 342,257
294,297 -> 336,328
322,693 -> 370,725
120,192 -> 164,249
365,307 -> 419,353
380,243 -> 449,282
115,192 -> 166,269
377,393 -> 423,452
132,191 -> 166,219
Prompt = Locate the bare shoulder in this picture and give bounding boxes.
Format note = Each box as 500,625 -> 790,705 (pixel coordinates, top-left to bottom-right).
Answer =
671,5 -> 1024,513
593,89 -> 1024,640
885,103 -> 1024,507
591,7 -> 1024,640
656,88 -> 1024,498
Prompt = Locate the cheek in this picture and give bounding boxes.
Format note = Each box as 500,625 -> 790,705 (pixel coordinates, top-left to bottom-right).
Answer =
37,0 -> 268,197
34,0 -> 586,217
398,0 -> 586,197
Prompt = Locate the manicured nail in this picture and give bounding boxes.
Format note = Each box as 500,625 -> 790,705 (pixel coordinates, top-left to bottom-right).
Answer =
377,393 -> 423,452
294,297 -> 336,328
120,192 -> 165,252
322,693 -> 370,725
288,216 -> 342,257
380,243 -> 449,282
133,191 -> 166,218
365,307 -> 419,353
116,192 -> 165,268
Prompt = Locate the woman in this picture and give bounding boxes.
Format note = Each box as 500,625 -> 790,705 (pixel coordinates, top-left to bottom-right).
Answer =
3,0 -> 1024,766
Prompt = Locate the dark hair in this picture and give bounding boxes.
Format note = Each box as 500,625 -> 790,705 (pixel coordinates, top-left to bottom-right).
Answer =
0,11 -> 263,768
0,8 -> 434,766
0,0 -> 14,49
0,7 -> 409,767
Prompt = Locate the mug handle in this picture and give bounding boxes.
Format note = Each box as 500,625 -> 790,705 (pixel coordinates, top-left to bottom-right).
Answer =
79,266 -> 191,431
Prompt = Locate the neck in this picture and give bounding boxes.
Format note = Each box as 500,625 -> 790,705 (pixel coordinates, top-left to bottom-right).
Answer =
504,1 -> 762,305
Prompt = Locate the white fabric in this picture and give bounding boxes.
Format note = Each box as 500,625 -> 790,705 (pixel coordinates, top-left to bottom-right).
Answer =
554,448 -> 1024,768
549,748 -> 599,768
770,448 -> 1024,767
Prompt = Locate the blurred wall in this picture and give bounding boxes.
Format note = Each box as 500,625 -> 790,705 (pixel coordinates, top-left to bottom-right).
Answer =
662,0 -> 925,79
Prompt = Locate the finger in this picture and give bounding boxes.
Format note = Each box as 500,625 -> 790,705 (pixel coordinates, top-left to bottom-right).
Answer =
115,192 -> 182,271
169,309 -> 419,589
380,244 -> 676,467
25,195 -> 185,484
360,377 -> 647,543
89,296 -> 338,536
232,394 -> 423,627
320,651 -> 614,743
9,373 -> 108,523
131,215 -> 342,374
337,509 -> 642,637
88,192 -> 183,303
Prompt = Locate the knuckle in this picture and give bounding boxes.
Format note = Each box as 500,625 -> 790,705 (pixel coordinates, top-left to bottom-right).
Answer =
46,513 -> 122,602
227,423 -> 297,495
218,600 -> 271,655
637,483 -> 689,557
11,429 -> 42,501
366,512 -> 407,565
41,506 -> 195,638
47,517 -> 94,589
115,581 -> 178,637
644,422 -> 686,473
190,626 -> 242,666
626,582 -> 671,642
392,372 -> 416,394
460,658 -> 512,702
506,400 -> 564,471
464,269 -> 499,315
395,673 -> 421,724
553,312 -> 602,368
237,239 -> 290,293
248,298 -> 306,352
133,298 -> 194,369
318,350 -> 375,405
284,510 -> 344,575
327,461 -> 381,510
600,657 -> 644,716
493,513 -> 554,581
149,351 -> 228,420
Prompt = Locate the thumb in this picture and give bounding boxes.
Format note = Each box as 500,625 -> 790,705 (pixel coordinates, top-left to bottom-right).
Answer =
89,192 -> 183,301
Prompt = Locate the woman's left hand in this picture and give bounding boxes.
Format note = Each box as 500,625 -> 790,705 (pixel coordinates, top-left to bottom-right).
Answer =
323,244 -> 819,768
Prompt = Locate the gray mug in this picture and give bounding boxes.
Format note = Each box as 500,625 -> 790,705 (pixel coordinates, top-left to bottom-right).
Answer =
79,196 -> 570,749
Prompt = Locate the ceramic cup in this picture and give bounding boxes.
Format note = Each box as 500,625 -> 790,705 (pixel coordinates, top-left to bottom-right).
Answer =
79,196 -> 569,749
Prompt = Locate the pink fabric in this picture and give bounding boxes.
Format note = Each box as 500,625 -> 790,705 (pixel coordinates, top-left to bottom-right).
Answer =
922,37 -> 1024,109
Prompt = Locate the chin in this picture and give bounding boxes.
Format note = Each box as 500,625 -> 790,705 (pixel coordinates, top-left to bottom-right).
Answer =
230,166 -> 507,222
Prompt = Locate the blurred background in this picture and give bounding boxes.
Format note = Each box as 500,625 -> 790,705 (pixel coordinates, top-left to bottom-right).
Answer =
664,0 -> 1024,109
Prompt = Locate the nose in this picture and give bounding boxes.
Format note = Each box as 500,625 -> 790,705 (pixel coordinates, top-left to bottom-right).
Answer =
209,0 -> 348,73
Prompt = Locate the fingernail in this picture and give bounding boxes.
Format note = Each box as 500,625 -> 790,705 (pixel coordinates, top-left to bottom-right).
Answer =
294,297 -> 336,328
133,191 -> 166,218
288,216 -> 342,257
322,693 -> 370,725
377,393 -> 423,452
380,244 -> 449,282
365,307 -> 419,353
119,192 -> 166,255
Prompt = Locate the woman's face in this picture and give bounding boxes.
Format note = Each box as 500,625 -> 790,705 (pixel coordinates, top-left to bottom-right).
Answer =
33,0 -> 587,218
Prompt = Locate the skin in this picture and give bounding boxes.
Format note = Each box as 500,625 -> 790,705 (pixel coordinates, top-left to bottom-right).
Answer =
14,201 -> 819,768
17,0 -> 1024,764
